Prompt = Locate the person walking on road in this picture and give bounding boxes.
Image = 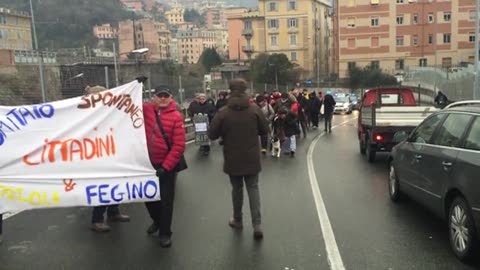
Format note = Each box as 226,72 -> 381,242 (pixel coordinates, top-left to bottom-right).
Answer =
208,79 -> 269,240
255,95 -> 275,154
143,87 -> 186,248
308,92 -> 322,129
323,91 -> 336,133
85,85 -> 131,232
216,91 -> 228,111
188,93 -> 217,155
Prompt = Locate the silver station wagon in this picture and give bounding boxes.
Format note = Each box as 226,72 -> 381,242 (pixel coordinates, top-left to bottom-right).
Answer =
388,106 -> 480,261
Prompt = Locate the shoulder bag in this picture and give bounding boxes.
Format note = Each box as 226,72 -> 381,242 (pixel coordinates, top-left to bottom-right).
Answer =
154,112 -> 188,172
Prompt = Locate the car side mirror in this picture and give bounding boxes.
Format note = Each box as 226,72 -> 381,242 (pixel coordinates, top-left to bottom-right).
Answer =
393,131 -> 409,143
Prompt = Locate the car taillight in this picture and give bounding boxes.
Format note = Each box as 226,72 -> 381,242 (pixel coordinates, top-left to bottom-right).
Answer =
375,135 -> 383,142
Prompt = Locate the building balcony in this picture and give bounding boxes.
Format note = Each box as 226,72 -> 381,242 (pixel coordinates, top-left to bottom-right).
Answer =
242,45 -> 254,53
242,28 -> 253,36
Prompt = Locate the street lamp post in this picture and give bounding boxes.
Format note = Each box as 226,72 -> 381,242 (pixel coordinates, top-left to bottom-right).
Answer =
29,0 -> 46,103
268,62 -> 278,90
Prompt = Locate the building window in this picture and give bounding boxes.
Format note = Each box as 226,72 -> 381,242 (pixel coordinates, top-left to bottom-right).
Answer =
428,34 -> 434,44
0,16 -> 6,24
348,61 -> 356,70
288,18 -> 298,28
347,38 -> 356,49
347,17 -> 355,28
443,33 -> 451,44
290,34 -> 297,45
469,10 -> 476,21
371,60 -> 380,69
291,51 -> 297,61
470,32 -> 476,42
268,2 -> 277,11
271,35 -> 278,46
413,35 -> 418,46
428,13 -> 434,23
419,58 -> 427,67
371,36 -> 379,48
396,36 -> 404,46
268,19 -> 279,28
413,14 -> 418,24
395,59 -> 405,70
288,0 -> 297,10
442,57 -> 452,68
443,12 -> 451,22
396,16 -> 404,25
371,17 -> 379,27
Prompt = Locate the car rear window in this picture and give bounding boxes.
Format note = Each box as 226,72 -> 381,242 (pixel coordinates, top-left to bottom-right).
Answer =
431,113 -> 472,148
464,117 -> 480,151
380,94 -> 404,105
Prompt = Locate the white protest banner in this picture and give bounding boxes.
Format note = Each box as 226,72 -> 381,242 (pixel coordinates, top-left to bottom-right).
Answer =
0,80 -> 158,213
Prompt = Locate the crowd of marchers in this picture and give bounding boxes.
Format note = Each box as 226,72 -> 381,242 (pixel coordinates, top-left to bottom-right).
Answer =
0,78 -> 337,249
186,86 -> 337,157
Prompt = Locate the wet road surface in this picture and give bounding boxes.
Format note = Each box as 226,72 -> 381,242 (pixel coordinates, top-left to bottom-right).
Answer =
1,113 -> 479,270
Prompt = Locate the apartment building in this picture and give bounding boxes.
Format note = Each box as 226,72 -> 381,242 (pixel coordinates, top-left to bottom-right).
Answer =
205,8 -> 227,28
166,6 -> 185,25
238,0 -> 332,78
226,7 -> 248,61
118,19 -> 171,61
93,24 -> 117,39
176,28 -> 216,64
0,7 -> 32,51
335,0 -> 478,78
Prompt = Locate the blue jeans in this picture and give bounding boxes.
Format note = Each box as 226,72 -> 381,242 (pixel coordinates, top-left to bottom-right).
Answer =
91,205 -> 120,224
283,135 -> 297,152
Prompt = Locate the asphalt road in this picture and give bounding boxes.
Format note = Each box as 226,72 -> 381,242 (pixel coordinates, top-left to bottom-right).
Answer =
1,112 -> 479,270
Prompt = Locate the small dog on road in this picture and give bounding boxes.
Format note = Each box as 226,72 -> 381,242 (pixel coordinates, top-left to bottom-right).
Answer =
271,137 -> 281,158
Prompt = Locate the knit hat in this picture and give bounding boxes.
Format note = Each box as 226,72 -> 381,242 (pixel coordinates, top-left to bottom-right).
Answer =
229,79 -> 247,93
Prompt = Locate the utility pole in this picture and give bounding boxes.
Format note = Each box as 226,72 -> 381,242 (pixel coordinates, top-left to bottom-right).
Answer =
475,0 -> 479,99
113,41 -> 119,86
316,7 -> 320,89
104,66 -> 109,88
29,0 -> 46,103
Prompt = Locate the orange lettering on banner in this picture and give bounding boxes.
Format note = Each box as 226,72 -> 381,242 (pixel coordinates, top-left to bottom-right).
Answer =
77,92 -> 144,128
22,128 -> 116,166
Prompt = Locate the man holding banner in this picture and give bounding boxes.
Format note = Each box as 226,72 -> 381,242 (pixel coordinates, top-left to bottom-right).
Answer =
143,87 -> 186,248
0,80 -> 159,243
85,85 -> 131,232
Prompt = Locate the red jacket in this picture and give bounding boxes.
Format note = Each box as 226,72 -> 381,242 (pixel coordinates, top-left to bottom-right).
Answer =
143,101 -> 186,172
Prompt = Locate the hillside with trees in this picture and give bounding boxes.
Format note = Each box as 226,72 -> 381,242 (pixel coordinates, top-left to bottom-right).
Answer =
2,0 -> 140,49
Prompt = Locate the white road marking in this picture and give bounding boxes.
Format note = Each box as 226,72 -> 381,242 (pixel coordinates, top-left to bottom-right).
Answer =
3,212 -> 21,220
307,118 -> 356,270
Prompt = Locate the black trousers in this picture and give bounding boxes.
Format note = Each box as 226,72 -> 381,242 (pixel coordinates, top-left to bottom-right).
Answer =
310,112 -> 319,127
0,214 -> 3,236
260,135 -> 269,150
145,171 -> 176,236
91,205 -> 120,223
324,113 -> 333,131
